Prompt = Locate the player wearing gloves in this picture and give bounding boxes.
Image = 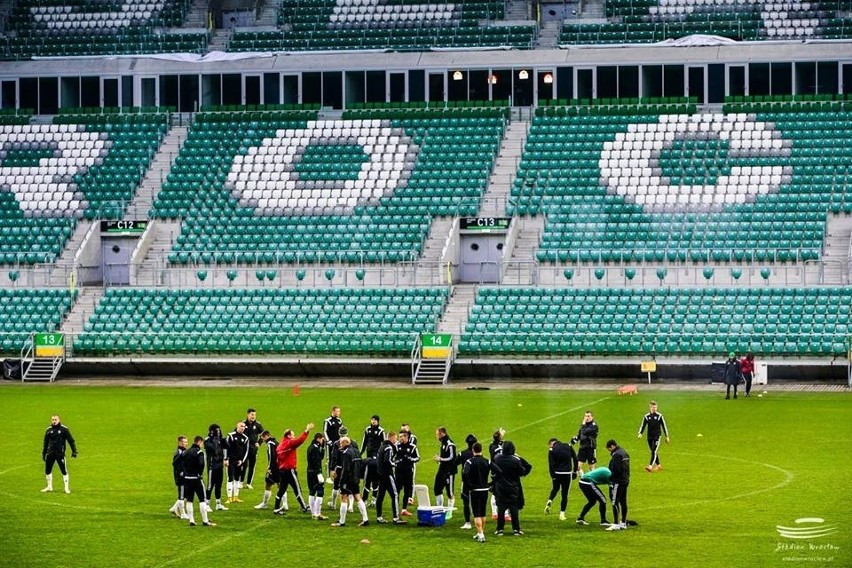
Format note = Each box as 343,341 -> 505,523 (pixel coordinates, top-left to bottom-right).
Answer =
41,415 -> 77,494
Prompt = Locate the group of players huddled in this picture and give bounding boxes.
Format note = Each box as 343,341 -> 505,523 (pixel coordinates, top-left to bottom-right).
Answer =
167,402 -> 669,539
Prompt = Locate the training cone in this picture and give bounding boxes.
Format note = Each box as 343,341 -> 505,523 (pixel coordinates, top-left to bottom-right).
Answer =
293,384 -> 300,396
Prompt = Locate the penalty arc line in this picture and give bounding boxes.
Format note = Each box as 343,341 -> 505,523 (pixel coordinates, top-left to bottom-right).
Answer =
637,451 -> 795,512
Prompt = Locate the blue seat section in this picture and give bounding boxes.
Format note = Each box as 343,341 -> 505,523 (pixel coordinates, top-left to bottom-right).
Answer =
73,287 -> 449,356
0,288 -> 76,354
560,0 -> 852,45
460,287 -> 852,357
517,99 -> 851,264
228,0 -> 536,52
3,0 -> 208,58
151,106 -> 506,264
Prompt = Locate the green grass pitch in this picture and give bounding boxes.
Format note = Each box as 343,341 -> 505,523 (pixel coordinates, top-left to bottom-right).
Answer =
0,384 -> 849,568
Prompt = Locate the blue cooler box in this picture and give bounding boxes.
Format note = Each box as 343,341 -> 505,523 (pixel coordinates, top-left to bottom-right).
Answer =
417,508 -> 446,527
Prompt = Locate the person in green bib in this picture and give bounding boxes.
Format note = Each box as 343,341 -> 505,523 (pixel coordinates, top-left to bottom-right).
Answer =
575,466 -> 611,527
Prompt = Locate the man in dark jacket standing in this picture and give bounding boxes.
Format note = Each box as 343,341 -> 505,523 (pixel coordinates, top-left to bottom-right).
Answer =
204,424 -> 227,511
545,437 -> 579,521
254,430 -> 279,510
183,436 -> 215,526
462,441 -> 492,543
306,432 -> 327,520
395,429 -> 420,517
605,439 -> 630,531
42,414 -> 77,494
433,426 -> 457,518
572,411 -> 599,474
491,440 -> 532,536
375,431 -> 406,524
241,408 -> 264,489
170,435 -> 188,518
225,422 -> 249,503
724,352 -> 742,399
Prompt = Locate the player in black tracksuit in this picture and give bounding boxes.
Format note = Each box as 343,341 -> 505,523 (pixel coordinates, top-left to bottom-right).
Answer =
41,415 -> 77,494
375,433 -> 405,524
458,434 -> 478,527
241,409 -> 264,488
606,439 -> 630,531
323,406 -> 343,477
395,430 -> 420,516
183,436 -> 214,526
204,424 -> 227,510
169,435 -> 188,518
225,423 -> 249,503
638,401 -> 670,472
572,411 -> 599,472
254,430 -> 279,510
306,433 -> 327,520
462,442 -> 493,542
331,437 -> 369,527
433,427 -> 457,515
360,415 -> 386,504
545,438 -> 579,519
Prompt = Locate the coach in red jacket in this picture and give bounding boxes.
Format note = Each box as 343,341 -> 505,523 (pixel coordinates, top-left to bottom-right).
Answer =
273,422 -> 315,514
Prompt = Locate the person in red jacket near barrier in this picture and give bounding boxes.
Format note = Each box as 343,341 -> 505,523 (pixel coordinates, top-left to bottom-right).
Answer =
739,353 -> 756,397
273,423 -> 315,515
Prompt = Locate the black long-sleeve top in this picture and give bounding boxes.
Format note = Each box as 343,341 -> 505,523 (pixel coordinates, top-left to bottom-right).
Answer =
306,440 -> 325,474
608,446 -> 631,484
548,441 -> 578,477
43,422 -> 77,458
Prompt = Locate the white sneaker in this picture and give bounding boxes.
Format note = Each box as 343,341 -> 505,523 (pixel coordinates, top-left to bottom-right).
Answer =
40,487 -> 52,493
460,522 -> 472,530
64,487 -> 71,494
606,524 -> 623,531
216,504 -> 228,511
544,500 -> 552,514
246,484 -> 253,490
474,533 -> 486,543
558,512 -> 566,521
254,503 -> 268,509
620,522 -> 628,530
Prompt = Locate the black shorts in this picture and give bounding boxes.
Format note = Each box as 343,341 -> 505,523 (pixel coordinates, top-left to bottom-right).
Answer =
577,447 -> 597,465
265,469 -> 280,486
340,480 -> 360,496
306,470 -> 323,494
469,490 -> 488,518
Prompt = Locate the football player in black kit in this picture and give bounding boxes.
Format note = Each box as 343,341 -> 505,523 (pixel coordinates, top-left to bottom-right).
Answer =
433,426 -> 457,518
395,429 -> 420,517
254,430 -> 279,510
572,411 -> 599,474
375,431 -> 406,524
638,400 -> 670,472
605,439 -> 630,531
225,422 -> 249,503
306,432 -> 327,520
41,414 -> 77,494
184,436 -> 215,526
204,423 -> 228,511
545,437 -> 579,521
169,435 -> 188,519
360,414 -> 386,505
241,408 -> 264,489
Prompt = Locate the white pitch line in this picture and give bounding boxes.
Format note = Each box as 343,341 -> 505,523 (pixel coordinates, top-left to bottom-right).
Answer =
638,451 -> 795,511
152,518 -> 274,568
506,397 -> 611,434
